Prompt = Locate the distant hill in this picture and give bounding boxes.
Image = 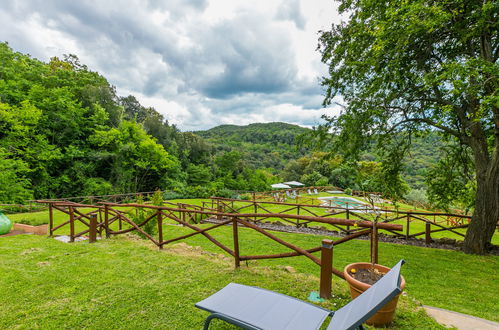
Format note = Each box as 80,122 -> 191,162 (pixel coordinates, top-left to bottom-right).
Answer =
196,122 -> 444,190
195,122 -> 310,144
195,122 -> 311,171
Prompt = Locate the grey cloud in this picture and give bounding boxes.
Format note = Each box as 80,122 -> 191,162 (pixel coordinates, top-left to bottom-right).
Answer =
276,0 -> 306,30
0,0 -> 329,131
188,16 -> 298,98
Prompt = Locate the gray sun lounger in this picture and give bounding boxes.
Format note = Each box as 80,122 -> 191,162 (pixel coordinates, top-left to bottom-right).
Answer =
195,260 -> 405,330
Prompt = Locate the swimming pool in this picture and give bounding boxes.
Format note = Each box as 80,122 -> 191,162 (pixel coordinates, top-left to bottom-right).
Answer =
318,196 -> 378,211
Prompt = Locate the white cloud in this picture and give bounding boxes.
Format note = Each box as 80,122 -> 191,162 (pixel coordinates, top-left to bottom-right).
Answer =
0,0 -> 343,130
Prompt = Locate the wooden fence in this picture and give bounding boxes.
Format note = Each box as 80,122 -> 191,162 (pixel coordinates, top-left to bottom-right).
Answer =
205,197 -> 475,244
37,199 -> 402,299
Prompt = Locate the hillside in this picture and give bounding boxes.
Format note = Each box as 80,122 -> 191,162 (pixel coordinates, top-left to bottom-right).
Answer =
196,122 -> 310,144
0,42 -> 448,203
196,123 -> 444,190
195,122 -> 311,170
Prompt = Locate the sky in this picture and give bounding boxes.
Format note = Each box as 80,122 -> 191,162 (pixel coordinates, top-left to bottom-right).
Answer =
0,0 -> 344,131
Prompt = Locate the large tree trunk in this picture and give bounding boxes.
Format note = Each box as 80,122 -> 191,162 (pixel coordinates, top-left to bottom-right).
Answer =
463,158 -> 499,254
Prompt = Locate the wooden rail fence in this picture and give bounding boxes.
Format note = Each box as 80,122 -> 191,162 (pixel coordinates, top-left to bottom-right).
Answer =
205,197 -> 476,244
37,199 -> 402,299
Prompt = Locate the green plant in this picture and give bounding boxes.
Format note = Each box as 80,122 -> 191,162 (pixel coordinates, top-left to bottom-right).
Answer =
130,195 -> 156,239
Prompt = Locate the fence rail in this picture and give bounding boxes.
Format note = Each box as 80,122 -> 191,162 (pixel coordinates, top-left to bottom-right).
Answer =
205,197 -> 476,244
37,199 -> 403,299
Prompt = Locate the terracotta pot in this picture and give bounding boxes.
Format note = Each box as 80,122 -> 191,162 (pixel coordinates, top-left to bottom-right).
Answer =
344,262 -> 405,327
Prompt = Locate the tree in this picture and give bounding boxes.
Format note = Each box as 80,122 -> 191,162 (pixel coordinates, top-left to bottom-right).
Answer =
318,0 -> 498,254
90,121 -> 181,193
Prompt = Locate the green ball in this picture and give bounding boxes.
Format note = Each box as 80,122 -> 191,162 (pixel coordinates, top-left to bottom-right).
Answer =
0,212 -> 12,235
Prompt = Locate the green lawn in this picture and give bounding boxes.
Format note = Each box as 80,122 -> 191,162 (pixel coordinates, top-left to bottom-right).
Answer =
157,223 -> 499,322
0,235 -> 442,329
4,198 -> 499,324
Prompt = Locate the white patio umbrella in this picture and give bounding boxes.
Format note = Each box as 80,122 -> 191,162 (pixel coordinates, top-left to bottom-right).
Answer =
271,183 -> 291,189
283,181 -> 305,186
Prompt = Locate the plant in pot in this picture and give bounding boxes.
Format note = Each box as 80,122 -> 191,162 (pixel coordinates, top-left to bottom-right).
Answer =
343,194 -> 406,327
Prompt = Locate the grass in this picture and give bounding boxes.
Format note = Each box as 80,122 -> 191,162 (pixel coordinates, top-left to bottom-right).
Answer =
4,198 -> 499,324
157,224 -> 499,322
0,235 -> 442,329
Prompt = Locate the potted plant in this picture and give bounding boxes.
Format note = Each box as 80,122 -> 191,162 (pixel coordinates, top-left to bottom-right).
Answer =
343,193 -> 405,326
344,262 -> 405,326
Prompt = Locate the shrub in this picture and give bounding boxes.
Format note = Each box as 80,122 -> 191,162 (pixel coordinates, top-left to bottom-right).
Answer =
130,195 -> 157,239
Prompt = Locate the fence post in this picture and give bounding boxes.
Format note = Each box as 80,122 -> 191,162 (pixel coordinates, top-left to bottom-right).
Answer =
69,206 -> 75,243
97,208 -> 103,237
254,201 -> 257,222
232,217 -> 240,268
370,225 -> 379,264
320,239 -> 333,299
217,200 -> 222,220
346,209 -> 350,233
181,204 -> 186,224
425,222 -> 432,244
104,204 -> 110,238
89,214 -> 97,243
157,210 -> 163,250
296,205 -> 301,228
406,214 -> 410,239
49,203 -> 53,237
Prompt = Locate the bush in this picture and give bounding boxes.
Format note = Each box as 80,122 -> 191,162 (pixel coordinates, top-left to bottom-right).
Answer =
162,190 -> 185,200
130,195 -> 158,239
404,188 -> 428,205
216,188 -> 234,198
344,188 -> 353,195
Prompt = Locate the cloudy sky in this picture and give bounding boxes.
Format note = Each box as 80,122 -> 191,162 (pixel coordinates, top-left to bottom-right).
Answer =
0,0 -> 344,131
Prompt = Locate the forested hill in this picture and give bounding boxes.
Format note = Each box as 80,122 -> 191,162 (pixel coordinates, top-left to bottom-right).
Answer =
0,42 -> 286,202
195,123 -> 311,170
196,122 -> 309,144
0,42 -> 446,207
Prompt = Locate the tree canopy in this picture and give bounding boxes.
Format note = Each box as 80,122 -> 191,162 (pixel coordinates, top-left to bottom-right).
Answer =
318,0 -> 498,254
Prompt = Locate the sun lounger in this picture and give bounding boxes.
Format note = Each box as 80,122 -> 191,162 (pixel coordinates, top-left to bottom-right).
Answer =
196,260 -> 405,330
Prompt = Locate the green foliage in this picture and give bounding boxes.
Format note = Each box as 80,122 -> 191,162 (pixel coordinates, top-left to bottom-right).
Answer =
317,0 -> 499,253
426,148 -> 476,212
300,171 -> 327,186
404,188 -> 428,206
196,122 -> 310,171
0,43 -> 188,200
90,121 -> 181,193
81,178 -> 114,197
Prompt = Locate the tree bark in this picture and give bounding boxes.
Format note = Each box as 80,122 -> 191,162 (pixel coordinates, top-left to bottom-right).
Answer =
463,155 -> 499,254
